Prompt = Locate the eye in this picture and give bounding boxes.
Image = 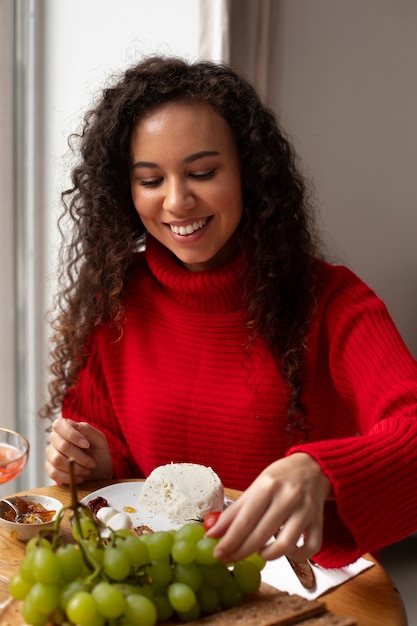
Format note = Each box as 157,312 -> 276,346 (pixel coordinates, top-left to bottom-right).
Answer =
138,177 -> 163,187
189,169 -> 216,180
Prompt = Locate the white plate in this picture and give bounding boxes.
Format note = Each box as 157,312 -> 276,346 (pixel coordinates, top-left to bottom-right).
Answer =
81,481 -> 178,532
81,481 -> 232,532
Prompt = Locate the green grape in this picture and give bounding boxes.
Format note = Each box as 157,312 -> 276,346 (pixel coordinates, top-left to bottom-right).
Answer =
8,571 -> 32,601
176,599 -> 201,622
199,562 -> 231,588
91,581 -> 126,618
218,575 -> 244,609
26,536 -> 52,553
137,531 -> 154,545
59,580 -> 85,611
196,582 -> 219,613
114,528 -> 133,538
153,593 -> 175,621
195,537 -> 219,565
175,523 -> 205,543
83,613 -> 106,626
167,581 -> 196,613
171,539 -> 197,564
21,601 -> 49,626
31,547 -> 61,585
84,542 -> 105,568
245,552 -> 266,571
147,560 -> 173,586
135,583 -> 154,599
56,543 -> 84,582
119,533 -> 149,567
71,509 -> 100,542
233,560 -> 261,593
66,590 -> 99,625
174,563 -> 203,591
24,582 -> 59,616
145,531 -> 174,561
114,582 -> 144,598
103,545 -> 131,581
124,593 -> 157,626
19,551 -> 36,584
149,581 -> 168,597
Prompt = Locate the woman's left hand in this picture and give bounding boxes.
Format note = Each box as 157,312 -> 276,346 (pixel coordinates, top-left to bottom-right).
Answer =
206,452 -> 332,563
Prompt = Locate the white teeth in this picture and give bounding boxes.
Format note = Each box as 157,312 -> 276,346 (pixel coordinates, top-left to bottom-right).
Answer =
170,218 -> 208,235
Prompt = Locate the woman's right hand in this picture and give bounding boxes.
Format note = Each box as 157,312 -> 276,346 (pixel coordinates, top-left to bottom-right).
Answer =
45,417 -> 113,484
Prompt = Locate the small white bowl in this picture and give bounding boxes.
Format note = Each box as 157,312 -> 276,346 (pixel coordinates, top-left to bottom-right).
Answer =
0,494 -> 63,542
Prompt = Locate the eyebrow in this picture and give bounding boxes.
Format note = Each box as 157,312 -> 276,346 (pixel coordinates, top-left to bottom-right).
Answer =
131,150 -> 220,170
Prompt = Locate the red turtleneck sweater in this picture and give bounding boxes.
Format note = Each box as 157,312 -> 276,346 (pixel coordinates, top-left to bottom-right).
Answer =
63,236 -> 417,567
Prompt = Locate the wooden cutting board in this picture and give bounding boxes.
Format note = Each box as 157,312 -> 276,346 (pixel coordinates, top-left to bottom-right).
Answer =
1,584 -> 356,626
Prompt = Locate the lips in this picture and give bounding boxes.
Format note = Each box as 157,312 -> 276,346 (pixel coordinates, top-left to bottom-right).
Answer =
169,217 -> 209,236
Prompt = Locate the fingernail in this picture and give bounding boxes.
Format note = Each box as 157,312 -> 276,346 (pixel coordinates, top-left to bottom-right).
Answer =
77,437 -> 90,449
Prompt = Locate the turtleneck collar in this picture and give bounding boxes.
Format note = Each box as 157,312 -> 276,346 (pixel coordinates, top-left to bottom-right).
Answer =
144,235 -> 247,312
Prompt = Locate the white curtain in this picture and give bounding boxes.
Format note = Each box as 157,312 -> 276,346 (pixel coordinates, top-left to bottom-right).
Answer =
0,1 -> 15,444
199,0 -> 231,63
0,0 -> 50,496
198,0 -> 276,99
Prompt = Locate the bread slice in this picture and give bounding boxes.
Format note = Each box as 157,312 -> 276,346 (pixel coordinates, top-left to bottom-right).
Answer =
162,587 -> 357,626
176,591 -> 325,625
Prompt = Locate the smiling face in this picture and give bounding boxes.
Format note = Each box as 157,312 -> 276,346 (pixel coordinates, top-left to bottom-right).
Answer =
129,101 -> 243,271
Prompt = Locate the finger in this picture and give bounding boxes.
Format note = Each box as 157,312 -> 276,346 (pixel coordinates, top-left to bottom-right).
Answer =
46,453 -> 92,480
52,418 -> 90,449
48,433 -> 96,472
214,476 -> 307,562
285,524 -> 323,561
45,448 -> 93,483
214,500 -> 288,562
205,494 -> 247,537
212,491 -> 270,556
45,460 -> 86,485
261,517 -> 322,562
75,422 -> 107,449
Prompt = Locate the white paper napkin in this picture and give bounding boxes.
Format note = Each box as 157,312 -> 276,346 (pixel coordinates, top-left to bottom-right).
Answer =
261,555 -> 374,600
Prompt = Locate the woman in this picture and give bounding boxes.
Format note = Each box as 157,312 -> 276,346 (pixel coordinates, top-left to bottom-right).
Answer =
43,56 -> 417,568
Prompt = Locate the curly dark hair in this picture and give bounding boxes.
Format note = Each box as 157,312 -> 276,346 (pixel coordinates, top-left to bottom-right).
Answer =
40,55 -> 322,442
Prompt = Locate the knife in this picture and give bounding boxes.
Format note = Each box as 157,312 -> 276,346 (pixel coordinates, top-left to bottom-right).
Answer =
286,557 -> 316,590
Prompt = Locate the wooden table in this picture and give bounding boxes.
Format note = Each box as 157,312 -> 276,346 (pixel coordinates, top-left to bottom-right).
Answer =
0,481 -> 408,626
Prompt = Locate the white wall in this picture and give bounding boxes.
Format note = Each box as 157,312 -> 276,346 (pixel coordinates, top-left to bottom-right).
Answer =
269,0 -> 417,356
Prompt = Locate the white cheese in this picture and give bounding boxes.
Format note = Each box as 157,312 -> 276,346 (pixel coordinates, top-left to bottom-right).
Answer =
96,506 -> 119,525
139,463 -> 224,525
106,512 -> 133,531
96,506 -> 132,531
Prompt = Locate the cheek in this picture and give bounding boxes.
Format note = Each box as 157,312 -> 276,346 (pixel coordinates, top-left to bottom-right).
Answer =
219,185 -> 243,224
131,189 -> 156,221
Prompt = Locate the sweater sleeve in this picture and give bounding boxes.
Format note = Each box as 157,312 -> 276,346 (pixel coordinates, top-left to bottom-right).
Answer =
288,266 -> 417,567
62,332 -> 142,480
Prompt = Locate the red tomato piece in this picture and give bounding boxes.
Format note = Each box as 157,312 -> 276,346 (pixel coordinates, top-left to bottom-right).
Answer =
202,511 -> 221,531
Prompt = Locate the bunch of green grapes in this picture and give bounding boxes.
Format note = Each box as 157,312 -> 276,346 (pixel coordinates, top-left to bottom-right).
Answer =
9,507 -> 265,626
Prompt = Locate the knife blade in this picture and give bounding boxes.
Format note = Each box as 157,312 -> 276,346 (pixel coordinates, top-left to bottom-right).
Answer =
286,556 -> 316,590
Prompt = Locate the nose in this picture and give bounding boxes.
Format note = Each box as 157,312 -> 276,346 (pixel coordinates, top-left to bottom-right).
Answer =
163,177 -> 195,213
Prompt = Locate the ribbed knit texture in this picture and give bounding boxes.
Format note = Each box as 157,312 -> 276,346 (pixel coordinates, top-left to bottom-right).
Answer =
64,235 -> 417,567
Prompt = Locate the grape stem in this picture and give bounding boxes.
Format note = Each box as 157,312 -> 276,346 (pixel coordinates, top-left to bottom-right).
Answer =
67,457 -> 104,582
68,457 -> 83,541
